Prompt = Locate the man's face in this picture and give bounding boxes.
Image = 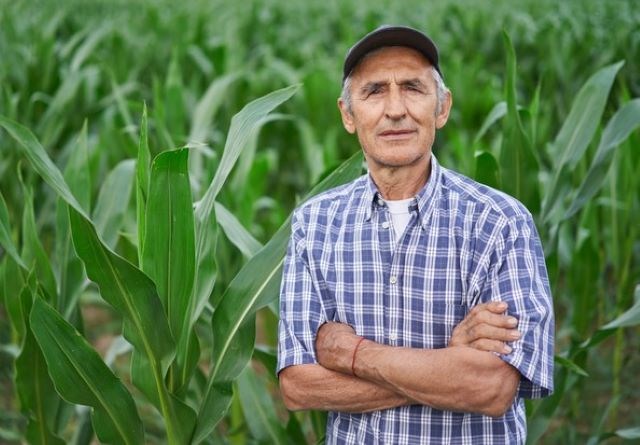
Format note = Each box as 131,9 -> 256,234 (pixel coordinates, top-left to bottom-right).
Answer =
338,46 -> 451,171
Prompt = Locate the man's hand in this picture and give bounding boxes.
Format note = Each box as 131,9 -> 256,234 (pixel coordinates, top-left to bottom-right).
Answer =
316,322 -> 361,374
449,301 -> 520,354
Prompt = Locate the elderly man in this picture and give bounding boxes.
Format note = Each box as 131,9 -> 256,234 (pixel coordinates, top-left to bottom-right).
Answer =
277,26 -> 554,444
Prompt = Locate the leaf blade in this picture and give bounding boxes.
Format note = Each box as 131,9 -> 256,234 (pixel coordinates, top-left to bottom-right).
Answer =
194,151 -> 364,442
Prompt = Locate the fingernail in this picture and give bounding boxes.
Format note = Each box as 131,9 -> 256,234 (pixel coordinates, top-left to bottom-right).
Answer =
503,345 -> 512,354
510,330 -> 521,339
508,317 -> 518,327
497,302 -> 507,309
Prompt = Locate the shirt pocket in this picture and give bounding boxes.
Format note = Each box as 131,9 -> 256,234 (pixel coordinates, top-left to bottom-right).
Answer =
410,300 -> 467,349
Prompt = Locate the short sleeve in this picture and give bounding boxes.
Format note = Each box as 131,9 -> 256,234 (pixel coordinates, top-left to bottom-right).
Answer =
276,210 -> 329,375
479,214 -> 554,399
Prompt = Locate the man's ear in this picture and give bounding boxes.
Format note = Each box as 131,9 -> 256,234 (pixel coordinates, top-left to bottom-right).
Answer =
338,98 -> 356,134
435,91 -> 452,129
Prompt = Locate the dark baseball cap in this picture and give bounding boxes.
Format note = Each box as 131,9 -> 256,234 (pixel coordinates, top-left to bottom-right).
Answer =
342,25 -> 442,82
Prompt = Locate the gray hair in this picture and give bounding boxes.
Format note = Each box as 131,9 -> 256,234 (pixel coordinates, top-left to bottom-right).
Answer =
340,65 -> 449,116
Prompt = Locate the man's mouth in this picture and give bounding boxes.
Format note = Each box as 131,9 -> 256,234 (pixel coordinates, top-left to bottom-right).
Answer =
379,129 -> 416,138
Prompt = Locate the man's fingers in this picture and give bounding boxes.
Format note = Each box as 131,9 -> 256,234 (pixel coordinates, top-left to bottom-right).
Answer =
470,339 -> 513,354
468,324 -> 521,342
485,301 -> 509,313
466,307 -> 518,329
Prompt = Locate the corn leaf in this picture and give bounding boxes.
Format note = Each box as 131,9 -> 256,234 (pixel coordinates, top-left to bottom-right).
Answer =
3,256 -> 26,341
191,84 -> 300,324
14,274 -> 66,445
55,122 -> 90,317
600,285 -> 640,330
188,72 -> 240,187
542,61 -> 624,223
615,428 -> 640,439
555,355 -> 589,377
136,103 -> 151,259
92,159 -> 135,249
142,148 -> 196,392
162,51 -> 185,145
499,31 -> 540,212
579,286 -> 640,350
236,366 -> 288,445
214,201 -> 262,258
0,190 -> 26,269
69,207 -> 176,365
30,297 -> 144,445
565,98 -> 640,219
68,206 -> 196,442
37,70 -> 85,148
474,150 -> 500,189
195,84 -> 300,217
194,151 -> 364,442
0,116 -> 87,218
21,185 -> 57,302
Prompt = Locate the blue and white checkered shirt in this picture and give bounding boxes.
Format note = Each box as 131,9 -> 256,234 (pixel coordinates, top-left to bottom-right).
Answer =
277,156 -> 554,444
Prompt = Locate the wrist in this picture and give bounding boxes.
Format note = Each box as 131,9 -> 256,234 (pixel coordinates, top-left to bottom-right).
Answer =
351,337 -> 367,376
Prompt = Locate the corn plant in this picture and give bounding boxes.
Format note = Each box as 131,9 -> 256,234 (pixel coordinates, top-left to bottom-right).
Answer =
1,0 -> 639,443
0,82 -> 366,443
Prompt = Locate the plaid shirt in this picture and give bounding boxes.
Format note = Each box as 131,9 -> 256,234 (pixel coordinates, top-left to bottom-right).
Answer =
277,156 -> 554,444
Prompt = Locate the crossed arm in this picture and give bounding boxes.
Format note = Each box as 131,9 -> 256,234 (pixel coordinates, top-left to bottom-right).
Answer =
279,302 -> 521,417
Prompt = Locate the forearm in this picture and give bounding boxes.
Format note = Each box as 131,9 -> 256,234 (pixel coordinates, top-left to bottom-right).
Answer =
354,342 -> 519,416
279,363 -> 413,413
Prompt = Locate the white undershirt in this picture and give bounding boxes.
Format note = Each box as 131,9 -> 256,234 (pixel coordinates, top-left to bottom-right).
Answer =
383,198 -> 414,241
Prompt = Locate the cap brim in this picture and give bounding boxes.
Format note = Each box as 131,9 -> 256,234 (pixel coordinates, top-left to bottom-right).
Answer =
343,26 -> 441,81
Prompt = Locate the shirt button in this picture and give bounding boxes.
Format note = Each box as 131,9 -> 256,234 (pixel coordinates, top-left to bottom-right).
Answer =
390,276 -> 397,284
389,333 -> 398,341
381,221 -> 389,229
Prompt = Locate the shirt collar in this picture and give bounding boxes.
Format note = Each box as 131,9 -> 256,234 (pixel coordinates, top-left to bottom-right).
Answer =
362,155 -> 442,228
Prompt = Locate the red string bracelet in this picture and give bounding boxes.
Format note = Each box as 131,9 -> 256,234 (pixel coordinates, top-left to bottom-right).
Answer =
351,337 -> 366,377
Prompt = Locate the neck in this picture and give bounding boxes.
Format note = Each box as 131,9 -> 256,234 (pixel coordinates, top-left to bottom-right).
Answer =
368,157 -> 432,200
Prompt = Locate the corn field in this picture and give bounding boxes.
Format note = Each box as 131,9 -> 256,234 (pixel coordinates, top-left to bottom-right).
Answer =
0,0 -> 639,443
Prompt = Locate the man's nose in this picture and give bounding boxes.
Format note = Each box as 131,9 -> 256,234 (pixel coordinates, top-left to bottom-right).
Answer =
384,87 -> 407,120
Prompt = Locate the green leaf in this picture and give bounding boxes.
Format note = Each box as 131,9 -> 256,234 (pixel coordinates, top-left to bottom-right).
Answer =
0,190 -> 26,269
136,104 -> 151,260
68,206 -> 196,443
195,84 -> 300,216
21,185 -> 57,301
92,159 -> 135,249
579,286 -> 640,350
142,148 -> 196,392
236,366 -> 288,445
555,355 -> 589,377
601,285 -> 640,330
167,50 -> 185,125
565,98 -> 640,219
69,206 -> 175,365
0,115 -> 88,218
191,84 -> 300,324
194,151 -> 364,443
3,256 -> 26,341
475,101 -> 510,143
499,31 -> 539,212
615,427 -> 640,439
474,150 -> 500,189
215,201 -> 262,258
542,61 -> 624,222
188,73 -> 240,185
37,70 -> 85,148
14,274 -> 66,445
63,121 -> 92,210
30,298 -> 144,445
56,122 -> 91,317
